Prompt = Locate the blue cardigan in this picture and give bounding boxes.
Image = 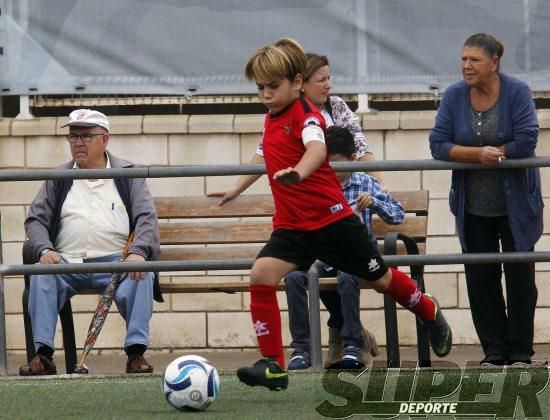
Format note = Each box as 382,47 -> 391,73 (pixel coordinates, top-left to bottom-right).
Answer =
429,73 -> 543,252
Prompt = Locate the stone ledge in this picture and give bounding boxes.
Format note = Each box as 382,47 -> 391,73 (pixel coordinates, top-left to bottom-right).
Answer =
400,111 -> 437,129
149,312 -> 207,348
0,137 -> 25,168
26,136 -> 72,167
538,109 -> 550,129
0,118 -> 11,136
0,206 -> 26,241
143,115 -> 188,134
107,115 -> 143,134
12,117 -> 58,136
5,314 -> 25,349
233,114 -> 264,133
362,111 -> 400,130
189,114 -> 234,133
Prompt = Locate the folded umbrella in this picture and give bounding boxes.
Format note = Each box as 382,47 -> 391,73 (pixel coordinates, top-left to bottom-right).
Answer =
74,232 -> 135,374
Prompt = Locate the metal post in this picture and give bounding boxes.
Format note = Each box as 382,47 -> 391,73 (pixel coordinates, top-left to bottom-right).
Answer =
355,93 -> 377,114
15,96 -> 33,120
0,213 -> 8,376
307,264 -> 323,369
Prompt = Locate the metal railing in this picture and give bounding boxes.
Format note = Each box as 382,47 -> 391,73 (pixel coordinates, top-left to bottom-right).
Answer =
0,156 -> 548,182
0,157 -> 548,375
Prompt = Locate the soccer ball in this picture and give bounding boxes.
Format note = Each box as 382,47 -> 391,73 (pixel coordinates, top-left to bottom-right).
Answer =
162,355 -> 220,411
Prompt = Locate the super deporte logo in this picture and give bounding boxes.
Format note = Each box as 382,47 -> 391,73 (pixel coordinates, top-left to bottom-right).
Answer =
316,360 -> 550,418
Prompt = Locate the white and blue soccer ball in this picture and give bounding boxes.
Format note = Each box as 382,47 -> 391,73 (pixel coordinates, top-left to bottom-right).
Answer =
162,355 -> 220,411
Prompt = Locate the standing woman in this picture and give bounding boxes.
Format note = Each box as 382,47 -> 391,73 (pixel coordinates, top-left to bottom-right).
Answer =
430,33 -> 543,366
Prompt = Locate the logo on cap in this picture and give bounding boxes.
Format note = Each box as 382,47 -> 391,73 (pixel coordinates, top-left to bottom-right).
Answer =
76,112 -> 86,120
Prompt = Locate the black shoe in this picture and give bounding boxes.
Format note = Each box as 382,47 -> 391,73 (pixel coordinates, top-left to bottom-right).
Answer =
326,346 -> 366,370
237,357 -> 288,391
507,353 -> 547,367
421,294 -> 453,358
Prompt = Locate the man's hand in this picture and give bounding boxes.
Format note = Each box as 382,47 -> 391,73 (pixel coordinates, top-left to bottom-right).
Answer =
355,192 -> 373,212
479,146 -> 504,166
124,253 -> 146,281
39,250 -> 61,265
273,167 -> 302,185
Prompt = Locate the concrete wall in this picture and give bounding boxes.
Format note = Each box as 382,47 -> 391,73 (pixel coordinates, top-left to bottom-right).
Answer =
2,110 -> 550,354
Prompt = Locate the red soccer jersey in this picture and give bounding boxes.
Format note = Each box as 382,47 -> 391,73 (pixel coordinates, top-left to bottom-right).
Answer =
261,97 -> 353,230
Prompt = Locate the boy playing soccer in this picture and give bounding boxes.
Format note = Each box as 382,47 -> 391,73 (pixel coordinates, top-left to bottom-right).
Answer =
285,125 -> 404,371
237,38 -> 452,391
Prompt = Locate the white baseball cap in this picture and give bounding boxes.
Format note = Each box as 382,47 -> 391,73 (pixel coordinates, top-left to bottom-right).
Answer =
61,109 -> 110,132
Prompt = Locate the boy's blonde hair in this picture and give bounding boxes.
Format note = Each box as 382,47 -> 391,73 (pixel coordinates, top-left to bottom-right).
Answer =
245,38 -> 307,83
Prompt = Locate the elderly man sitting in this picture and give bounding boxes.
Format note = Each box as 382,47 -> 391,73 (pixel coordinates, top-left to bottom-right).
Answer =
20,109 -> 161,375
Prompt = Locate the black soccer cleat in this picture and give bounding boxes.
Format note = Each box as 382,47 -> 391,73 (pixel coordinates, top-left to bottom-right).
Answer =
421,294 -> 453,358
237,357 -> 288,391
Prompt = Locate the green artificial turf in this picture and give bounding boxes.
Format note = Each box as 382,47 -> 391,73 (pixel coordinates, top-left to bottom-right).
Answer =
0,367 -> 548,419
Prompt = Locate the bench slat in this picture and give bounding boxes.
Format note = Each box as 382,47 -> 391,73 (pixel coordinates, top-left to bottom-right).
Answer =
159,216 -> 427,245
391,190 -> 428,215
155,195 -> 274,219
155,191 -> 428,219
157,241 -> 426,261
371,216 -> 427,240
159,220 -> 273,244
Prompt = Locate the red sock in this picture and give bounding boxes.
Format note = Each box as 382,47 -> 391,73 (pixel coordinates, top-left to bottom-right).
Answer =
384,268 -> 436,321
249,284 -> 285,367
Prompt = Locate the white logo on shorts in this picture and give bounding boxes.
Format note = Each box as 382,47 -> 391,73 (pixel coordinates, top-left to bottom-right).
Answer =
368,258 -> 380,272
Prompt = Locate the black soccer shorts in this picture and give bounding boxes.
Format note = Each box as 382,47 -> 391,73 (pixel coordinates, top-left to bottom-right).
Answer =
256,215 -> 388,281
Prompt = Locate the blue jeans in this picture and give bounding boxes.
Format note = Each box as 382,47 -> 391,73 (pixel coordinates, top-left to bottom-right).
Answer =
284,267 -> 364,352
29,254 -> 154,352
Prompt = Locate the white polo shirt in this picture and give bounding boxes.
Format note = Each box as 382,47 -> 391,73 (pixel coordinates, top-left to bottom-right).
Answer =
55,155 -> 130,263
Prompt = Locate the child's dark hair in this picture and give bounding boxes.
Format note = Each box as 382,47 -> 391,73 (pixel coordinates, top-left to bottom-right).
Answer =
326,126 -> 355,158
464,33 -> 504,70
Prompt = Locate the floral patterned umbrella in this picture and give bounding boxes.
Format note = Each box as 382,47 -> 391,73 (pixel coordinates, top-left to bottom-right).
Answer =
74,232 -> 135,374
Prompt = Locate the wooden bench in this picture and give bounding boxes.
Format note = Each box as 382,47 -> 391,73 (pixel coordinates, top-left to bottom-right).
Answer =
22,191 -> 430,372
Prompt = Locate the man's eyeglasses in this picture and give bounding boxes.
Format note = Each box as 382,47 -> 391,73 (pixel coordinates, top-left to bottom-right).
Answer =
66,133 -> 104,143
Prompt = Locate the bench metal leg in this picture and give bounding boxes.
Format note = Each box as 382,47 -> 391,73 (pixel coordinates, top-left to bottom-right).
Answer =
60,300 -> 77,374
383,294 -> 400,367
22,284 -> 35,363
307,264 -> 323,369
